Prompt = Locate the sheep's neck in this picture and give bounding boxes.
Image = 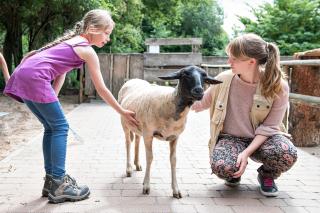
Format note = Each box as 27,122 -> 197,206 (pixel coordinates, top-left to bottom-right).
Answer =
172,86 -> 193,121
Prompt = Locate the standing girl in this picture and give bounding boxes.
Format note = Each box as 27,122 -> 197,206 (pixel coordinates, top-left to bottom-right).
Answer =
192,33 -> 297,197
4,9 -> 138,203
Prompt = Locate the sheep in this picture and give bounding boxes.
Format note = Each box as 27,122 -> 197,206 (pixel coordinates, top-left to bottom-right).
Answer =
118,65 -> 222,198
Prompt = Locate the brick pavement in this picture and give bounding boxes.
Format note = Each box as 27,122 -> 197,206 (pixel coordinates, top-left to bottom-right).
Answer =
0,101 -> 319,213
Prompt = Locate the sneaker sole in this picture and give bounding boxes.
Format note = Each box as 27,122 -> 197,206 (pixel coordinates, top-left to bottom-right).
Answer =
42,189 -> 49,197
48,191 -> 90,203
224,181 -> 240,187
259,187 -> 279,197
257,177 -> 278,197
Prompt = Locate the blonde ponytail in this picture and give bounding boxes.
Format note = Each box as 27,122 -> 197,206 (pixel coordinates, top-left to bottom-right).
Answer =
261,42 -> 286,99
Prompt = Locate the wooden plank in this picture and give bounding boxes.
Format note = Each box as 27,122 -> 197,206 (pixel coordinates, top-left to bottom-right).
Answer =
145,38 -> 202,46
144,53 -> 202,67
144,68 -> 178,83
98,54 -> 111,89
78,67 -> 84,103
129,54 -> 144,79
112,54 -> 128,99
84,63 -> 96,98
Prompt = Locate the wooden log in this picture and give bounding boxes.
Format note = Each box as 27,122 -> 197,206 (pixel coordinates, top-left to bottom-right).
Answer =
288,56 -> 320,147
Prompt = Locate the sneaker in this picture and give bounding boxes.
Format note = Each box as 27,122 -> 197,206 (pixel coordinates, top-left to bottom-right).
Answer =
224,177 -> 241,187
257,174 -> 278,197
48,174 -> 90,203
42,174 -> 52,197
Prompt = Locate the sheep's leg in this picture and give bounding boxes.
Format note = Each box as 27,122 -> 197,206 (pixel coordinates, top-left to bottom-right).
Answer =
170,139 -> 182,198
134,135 -> 142,171
143,136 -> 153,194
125,130 -> 133,177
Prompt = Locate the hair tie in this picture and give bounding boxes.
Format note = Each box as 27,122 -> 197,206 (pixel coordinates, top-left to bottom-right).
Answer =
265,42 -> 270,59
74,21 -> 84,35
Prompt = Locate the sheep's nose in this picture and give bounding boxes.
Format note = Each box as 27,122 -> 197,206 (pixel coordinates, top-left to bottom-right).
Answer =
191,87 -> 204,99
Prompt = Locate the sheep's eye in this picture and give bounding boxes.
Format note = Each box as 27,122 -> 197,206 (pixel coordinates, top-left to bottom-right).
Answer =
183,72 -> 191,77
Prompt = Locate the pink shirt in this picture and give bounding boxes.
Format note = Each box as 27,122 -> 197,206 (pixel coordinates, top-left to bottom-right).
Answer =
4,40 -> 89,103
192,75 -> 289,138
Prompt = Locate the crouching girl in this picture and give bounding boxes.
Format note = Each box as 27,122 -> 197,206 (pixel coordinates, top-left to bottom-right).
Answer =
192,33 -> 297,197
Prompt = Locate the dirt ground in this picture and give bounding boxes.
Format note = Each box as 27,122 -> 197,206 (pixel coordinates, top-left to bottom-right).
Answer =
0,94 -> 79,161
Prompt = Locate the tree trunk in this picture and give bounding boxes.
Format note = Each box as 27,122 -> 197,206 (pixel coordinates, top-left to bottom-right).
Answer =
1,4 -> 23,73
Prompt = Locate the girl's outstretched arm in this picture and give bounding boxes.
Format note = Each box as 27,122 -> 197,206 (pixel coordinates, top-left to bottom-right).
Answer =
76,46 -> 139,127
191,86 -> 213,112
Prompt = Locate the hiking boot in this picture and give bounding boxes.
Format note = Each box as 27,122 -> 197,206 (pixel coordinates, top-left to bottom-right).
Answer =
257,173 -> 278,197
42,174 -> 52,197
225,177 -> 241,187
43,174 -> 79,197
48,174 -> 90,203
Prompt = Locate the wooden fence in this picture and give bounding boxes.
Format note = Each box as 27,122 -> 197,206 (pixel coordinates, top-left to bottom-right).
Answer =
82,53 -> 143,101
81,54 -> 319,147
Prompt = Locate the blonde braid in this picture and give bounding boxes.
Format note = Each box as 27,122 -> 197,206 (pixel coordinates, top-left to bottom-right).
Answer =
22,9 -> 114,62
37,21 -> 84,52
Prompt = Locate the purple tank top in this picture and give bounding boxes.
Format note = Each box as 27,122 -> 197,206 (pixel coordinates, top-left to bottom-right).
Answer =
4,40 -> 89,103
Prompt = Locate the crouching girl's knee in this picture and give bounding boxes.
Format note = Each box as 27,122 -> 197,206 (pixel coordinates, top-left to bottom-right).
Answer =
210,156 -> 238,179
282,144 -> 298,168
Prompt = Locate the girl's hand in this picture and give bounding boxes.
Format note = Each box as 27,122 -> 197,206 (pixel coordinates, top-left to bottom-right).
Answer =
233,151 -> 249,178
121,109 -> 139,127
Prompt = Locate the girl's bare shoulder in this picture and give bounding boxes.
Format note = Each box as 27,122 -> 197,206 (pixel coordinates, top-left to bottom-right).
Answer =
64,36 -> 89,46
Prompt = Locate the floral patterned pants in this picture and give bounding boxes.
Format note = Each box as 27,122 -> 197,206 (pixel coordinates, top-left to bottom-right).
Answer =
211,134 -> 298,179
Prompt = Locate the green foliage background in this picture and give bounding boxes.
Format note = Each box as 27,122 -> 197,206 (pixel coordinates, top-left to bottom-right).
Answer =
1,0 -> 320,89
239,0 -> 320,55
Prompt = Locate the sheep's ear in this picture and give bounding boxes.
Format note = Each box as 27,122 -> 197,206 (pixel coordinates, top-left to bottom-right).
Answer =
158,71 -> 181,80
204,76 -> 223,85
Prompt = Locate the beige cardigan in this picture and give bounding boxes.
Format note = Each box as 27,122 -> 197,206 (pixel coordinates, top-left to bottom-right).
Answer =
208,70 -> 288,156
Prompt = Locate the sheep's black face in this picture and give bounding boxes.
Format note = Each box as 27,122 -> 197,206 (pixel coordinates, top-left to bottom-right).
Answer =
158,66 -> 222,101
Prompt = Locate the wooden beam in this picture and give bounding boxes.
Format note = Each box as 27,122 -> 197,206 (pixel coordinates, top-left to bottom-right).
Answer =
280,59 -> 320,66
144,53 -> 202,67
145,38 -> 202,46
202,59 -> 320,69
289,93 -> 320,105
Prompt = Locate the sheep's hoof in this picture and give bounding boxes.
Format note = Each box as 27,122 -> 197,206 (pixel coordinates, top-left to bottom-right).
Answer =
173,191 -> 182,199
143,187 -> 150,194
126,171 -> 132,177
136,165 -> 142,171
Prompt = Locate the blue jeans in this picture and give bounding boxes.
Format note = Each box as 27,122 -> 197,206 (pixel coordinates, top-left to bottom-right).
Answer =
23,100 -> 69,179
